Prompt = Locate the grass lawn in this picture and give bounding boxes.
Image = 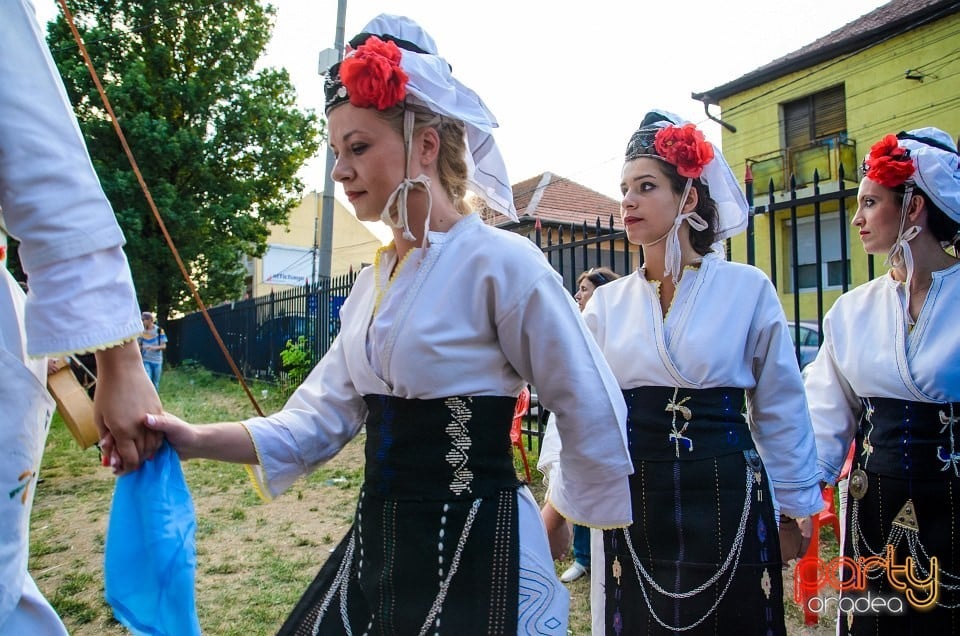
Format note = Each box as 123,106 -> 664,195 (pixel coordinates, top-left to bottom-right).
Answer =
30,363 -> 839,634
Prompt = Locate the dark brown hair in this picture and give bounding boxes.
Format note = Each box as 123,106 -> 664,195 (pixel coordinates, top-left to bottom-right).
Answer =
577,267 -> 620,288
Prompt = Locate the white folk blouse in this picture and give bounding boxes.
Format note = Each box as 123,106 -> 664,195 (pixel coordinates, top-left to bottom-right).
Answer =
1,3 -> 140,631
579,252 -> 823,518
805,263 -> 960,482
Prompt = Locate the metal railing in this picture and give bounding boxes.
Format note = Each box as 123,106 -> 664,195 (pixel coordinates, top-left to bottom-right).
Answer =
165,271 -> 357,381
748,136 -> 858,194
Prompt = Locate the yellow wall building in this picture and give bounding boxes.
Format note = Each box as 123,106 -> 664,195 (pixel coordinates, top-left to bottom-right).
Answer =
693,0 -> 959,320
247,190 -> 384,298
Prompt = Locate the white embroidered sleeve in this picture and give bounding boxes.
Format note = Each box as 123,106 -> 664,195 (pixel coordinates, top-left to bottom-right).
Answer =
498,271 -> 633,528
747,289 -> 824,518
243,334 -> 366,499
804,320 -> 860,485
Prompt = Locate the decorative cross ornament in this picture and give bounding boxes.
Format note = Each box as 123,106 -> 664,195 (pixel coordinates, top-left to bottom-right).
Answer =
665,388 -> 694,457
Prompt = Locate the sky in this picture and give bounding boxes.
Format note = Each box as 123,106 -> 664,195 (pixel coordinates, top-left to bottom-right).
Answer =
34,0 -> 888,203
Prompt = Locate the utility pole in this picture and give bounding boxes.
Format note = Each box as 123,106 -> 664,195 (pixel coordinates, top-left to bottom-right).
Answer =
311,190 -> 320,285
316,0 -> 347,281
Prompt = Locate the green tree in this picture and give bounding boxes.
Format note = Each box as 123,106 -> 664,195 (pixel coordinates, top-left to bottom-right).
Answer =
45,0 -> 322,321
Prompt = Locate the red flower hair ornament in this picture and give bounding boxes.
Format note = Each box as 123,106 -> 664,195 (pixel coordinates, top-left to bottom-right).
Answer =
653,124 -> 715,179
339,36 -> 408,110
864,134 -> 915,188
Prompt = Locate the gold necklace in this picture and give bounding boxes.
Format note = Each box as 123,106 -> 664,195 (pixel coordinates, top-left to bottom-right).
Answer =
372,244 -> 415,316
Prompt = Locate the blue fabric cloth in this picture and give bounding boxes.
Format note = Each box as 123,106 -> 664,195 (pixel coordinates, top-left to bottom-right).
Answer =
104,441 -> 200,636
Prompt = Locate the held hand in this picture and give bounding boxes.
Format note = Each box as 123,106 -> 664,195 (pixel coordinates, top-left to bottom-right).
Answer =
144,412 -> 201,459
94,343 -> 163,474
541,501 -> 573,561
779,514 -> 813,564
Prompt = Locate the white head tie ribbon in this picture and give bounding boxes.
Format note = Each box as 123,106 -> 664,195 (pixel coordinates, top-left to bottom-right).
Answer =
381,109 -> 433,246
882,185 -> 922,321
657,178 -> 707,285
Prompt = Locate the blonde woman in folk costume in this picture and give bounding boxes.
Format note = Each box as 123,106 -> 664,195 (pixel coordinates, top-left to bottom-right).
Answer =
805,128 -> 960,634
558,110 -> 823,634
145,14 -> 633,635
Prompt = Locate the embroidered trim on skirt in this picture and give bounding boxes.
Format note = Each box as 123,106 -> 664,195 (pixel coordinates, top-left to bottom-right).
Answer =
604,386 -> 785,635
278,395 -> 522,636
839,396 -> 960,635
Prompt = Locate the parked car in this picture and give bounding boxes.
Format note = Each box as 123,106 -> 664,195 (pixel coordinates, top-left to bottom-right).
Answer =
787,320 -> 821,370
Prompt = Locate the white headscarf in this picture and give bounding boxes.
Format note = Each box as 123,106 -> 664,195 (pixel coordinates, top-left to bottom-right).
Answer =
327,14 -> 517,244
899,127 -> 960,223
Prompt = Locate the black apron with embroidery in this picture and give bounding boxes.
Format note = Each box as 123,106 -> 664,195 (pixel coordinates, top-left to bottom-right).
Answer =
279,395 -> 521,636
604,386 -> 785,635
841,397 -> 960,635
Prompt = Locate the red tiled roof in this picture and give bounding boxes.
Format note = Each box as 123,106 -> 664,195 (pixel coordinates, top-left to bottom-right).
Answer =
481,172 -> 622,231
693,0 -> 958,103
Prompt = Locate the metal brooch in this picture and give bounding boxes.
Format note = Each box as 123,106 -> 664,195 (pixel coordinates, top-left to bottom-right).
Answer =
848,468 -> 868,500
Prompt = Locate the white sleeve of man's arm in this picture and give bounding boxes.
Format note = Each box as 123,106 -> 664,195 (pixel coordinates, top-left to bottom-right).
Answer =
0,0 -> 142,356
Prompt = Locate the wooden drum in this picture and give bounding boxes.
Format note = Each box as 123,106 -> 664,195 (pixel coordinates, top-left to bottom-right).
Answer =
46,357 -> 99,449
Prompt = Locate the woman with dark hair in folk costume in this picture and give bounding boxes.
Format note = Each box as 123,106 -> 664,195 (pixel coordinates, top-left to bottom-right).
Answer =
546,110 -> 824,634
145,14 -> 633,635
805,127 -> 960,634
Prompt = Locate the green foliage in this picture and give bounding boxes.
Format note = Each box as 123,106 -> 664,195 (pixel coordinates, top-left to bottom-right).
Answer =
44,1 -> 323,320
279,335 -> 311,389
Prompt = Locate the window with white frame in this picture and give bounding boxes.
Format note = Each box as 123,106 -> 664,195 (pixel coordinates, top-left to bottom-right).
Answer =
783,214 -> 850,292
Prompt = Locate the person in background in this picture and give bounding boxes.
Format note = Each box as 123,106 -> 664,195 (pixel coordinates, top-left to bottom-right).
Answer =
559,266 -> 621,585
138,311 -> 166,391
805,127 -> 960,634
143,14 -> 632,634
558,109 -> 822,634
1,1 -> 163,633
574,267 -> 619,313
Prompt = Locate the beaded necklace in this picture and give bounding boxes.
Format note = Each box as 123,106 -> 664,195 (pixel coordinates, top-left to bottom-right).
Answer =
372,244 -> 416,317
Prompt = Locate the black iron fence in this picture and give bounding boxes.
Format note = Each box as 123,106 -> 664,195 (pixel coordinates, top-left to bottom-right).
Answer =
526,216 -> 641,294
746,167 -> 874,361
168,170 -> 870,449
166,272 -> 357,380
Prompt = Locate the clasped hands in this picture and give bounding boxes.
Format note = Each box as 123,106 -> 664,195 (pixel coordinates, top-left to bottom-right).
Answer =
94,342 -> 163,475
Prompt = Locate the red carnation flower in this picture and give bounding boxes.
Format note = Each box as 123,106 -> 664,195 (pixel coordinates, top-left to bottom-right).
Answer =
653,124 -> 715,179
865,134 -> 914,188
340,36 -> 408,111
